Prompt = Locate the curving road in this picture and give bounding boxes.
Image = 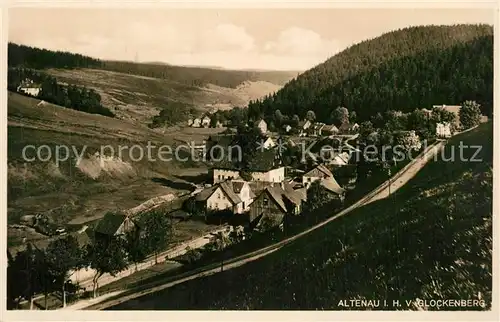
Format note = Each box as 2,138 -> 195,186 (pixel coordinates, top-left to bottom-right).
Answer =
73,140 -> 445,310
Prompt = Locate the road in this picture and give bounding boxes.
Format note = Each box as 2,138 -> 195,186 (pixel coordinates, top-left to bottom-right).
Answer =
72,140 -> 445,310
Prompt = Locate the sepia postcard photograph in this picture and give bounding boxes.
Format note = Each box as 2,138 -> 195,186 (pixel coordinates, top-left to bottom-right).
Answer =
3,1 -> 497,318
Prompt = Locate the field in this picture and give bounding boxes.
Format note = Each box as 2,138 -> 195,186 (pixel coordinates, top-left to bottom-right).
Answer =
109,123 -> 493,310
7,92 -> 220,252
46,68 -> 289,124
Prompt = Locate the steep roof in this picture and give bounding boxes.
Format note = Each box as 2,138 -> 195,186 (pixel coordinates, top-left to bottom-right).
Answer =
95,212 -> 127,236
261,185 -> 303,213
320,177 -> 345,195
255,119 -> 266,126
304,164 -> 333,178
220,181 -> 243,204
248,181 -> 281,196
322,124 -> 339,132
195,182 -> 242,205
232,181 -> 245,194
195,185 -> 219,201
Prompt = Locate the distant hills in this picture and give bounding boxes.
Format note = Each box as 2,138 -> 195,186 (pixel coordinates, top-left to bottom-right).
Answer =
8,43 -> 297,123
8,43 -> 297,89
249,24 -> 493,123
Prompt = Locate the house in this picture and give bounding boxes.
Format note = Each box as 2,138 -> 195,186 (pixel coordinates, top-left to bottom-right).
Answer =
215,120 -> 224,128
94,212 -> 139,239
262,136 -> 276,150
480,115 -> 489,123
311,122 -> 325,136
212,168 -> 241,183
248,184 -> 304,231
229,180 -> 256,213
192,118 -> 202,128
298,120 -> 312,132
436,122 -> 452,138
195,181 -> 241,213
338,122 -> 352,134
302,164 -> 334,188
283,124 -> 292,133
187,118 -> 194,126
323,151 -> 351,166
194,180 -> 255,214
433,104 -> 461,129
350,123 -> 360,132
319,177 -> 346,201
202,116 -> 211,128
212,149 -> 285,183
17,79 -> 41,97
255,119 -> 268,134
322,124 -> 339,136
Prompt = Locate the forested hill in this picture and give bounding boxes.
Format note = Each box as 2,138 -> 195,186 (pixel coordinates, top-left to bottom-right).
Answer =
8,43 -> 102,69
7,43 -> 298,88
248,24 -> 493,122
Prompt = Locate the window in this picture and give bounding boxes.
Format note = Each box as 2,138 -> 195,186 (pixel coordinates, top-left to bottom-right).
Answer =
218,193 -> 221,199
242,202 -> 245,208
215,203 -> 219,208
308,177 -> 312,182
263,197 -> 269,206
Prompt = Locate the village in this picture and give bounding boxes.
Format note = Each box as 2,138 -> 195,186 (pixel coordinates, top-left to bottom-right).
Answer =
11,78 -> 490,311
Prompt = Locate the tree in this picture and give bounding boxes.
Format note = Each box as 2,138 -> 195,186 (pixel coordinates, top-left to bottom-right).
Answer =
85,237 -> 128,298
394,131 -> 422,161
8,244 -> 47,310
125,231 -> 148,272
331,106 -> 349,126
306,110 -> 316,122
142,210 -> 172,264
349,111 -> 357,123
304,181 -> 333,213
274,109 -> 284,126
459,100 -> 482,130
233,125 -> 265,169
206,231 -> 231,271
45,235 -> 85,307
210,113 -> 219,128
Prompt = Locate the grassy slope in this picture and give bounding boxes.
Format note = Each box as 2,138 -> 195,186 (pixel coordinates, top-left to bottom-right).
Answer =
45,67 -> 294,124
7,92 -> 214,249
109,123 -> 493,310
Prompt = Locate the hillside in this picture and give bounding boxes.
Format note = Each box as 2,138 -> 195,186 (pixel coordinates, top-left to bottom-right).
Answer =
7,92 -> 213,250
45,68 -> 286,123
249,24 -> 493,123
8,43 -> 298,124
109,123 -> 493,310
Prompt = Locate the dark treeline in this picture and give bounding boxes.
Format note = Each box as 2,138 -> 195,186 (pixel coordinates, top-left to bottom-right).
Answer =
100,61 -> 297,88
8,68 -> 114,117
8,43 -> 102,69
8,42 -> 297,89
248,25 -> 493,124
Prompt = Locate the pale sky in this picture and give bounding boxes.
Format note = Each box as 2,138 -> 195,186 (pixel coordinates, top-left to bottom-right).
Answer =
9,8 -> 494,71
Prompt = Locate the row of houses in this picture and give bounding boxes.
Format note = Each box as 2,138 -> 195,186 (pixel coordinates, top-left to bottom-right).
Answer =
254,118 -> 359,137
193,162 -> 345,230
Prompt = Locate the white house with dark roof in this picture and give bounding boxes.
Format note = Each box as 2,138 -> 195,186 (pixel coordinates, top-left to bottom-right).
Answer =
202,116 -> 211,128
302,164 -> 334,188
17,79 -> 41,97
192,118 -> 202,127
195,180 -> 255,214
255,119 -> 268,134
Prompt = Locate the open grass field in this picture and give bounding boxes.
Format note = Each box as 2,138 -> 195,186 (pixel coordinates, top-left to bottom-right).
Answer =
45,68 -> 289,124
109,122 -> 493,310
7,92 -> 216,252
